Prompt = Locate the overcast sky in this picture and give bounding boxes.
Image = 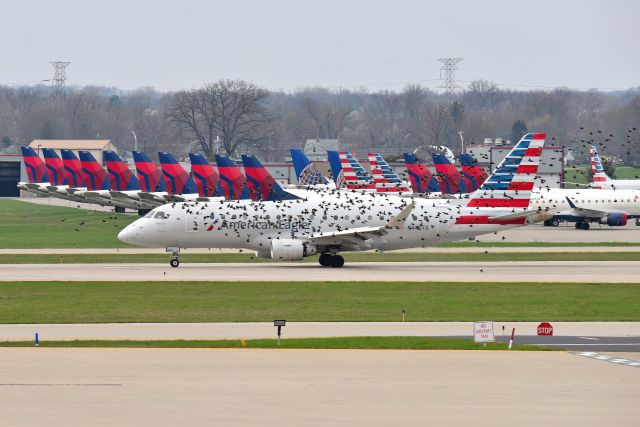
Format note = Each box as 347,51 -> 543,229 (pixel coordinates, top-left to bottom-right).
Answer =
2,0 -> 638,92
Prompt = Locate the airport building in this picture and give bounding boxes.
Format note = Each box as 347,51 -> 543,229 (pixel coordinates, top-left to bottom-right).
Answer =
28,140 -> 117,165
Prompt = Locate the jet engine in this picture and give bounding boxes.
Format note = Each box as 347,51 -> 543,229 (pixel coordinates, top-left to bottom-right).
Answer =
602,213 -> 628,226
270,239 -> 317,261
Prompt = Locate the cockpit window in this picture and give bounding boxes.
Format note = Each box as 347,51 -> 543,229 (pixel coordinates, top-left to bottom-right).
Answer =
144,211 -> 155,218
154,211 -> 169,219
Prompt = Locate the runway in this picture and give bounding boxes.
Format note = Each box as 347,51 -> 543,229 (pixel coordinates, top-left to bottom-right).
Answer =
0,348 -> 638,426
3,261 -> 640,282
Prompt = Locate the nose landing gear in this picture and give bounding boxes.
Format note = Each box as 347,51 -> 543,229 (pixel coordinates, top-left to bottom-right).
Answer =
167,247 -> 180,267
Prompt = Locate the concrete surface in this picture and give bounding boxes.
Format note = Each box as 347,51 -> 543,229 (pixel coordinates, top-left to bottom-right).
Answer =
1,321 -> 639,342
2,261 -> 639,282
0,348 -> 638,426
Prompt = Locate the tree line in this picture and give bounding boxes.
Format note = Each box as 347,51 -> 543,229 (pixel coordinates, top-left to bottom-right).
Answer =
0,79 -> 638,165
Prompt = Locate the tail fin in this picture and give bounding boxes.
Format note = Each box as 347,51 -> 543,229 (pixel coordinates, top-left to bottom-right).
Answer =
459,153 -> 488,192
60,149 -> 85,187
79,151 -> 111,191
42,148 -> 67,186
104,151 -> 140,191
189,153 -> 223,197
455,133 -> 546,225
368,153 -> 411,193
242,155 -> 299,201
290,148 -> 330,185
327,150 -> 375,190
215,155 -> 250,200
158,152 -> 198,196
403,153 -> 440,193
432,153 -> 468,194
132,151 -> 166,192
590,145 -> 611,189
20,146 -> 49,184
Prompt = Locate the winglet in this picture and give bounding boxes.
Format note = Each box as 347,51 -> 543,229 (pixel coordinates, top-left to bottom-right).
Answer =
385,202 -> 415,230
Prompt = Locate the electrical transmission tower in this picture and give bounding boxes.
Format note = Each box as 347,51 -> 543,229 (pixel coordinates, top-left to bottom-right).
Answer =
438,58 -> 462,97
50,61 -> 70,100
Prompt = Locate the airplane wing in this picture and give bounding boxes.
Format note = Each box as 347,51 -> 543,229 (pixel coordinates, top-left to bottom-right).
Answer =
488,209 -> 542,223
565,197 -> 608,218
304,202 -> 415,249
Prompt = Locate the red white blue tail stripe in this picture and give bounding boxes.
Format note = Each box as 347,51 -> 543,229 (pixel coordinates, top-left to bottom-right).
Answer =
367,153 -> 411,193
455,133 -> 545,225
338,151 -> 375,190
590,145 -> 610,189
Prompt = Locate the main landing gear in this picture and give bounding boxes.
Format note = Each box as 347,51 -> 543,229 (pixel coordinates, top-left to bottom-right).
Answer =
575,221 -> 590,230
167,247 -> 180,267
319,253 -> 344,268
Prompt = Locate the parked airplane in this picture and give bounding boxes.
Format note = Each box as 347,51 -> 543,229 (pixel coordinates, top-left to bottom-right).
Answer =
103,151 -> 158,213
327,151 -> 376,191
459,153 -> 488,192
534,188 -> 640,229
403,153 -> 441,194
290,148 -> 334,187
432,152 -> 468,194
18,146 -> 53,196
216,155 -> 250,200
242,154 -> 299,201
589,145 -> 640,190
367,153 -> 412,193
158,152 -> 203,202
189,153 -> 223,198
118,133 -> 547,268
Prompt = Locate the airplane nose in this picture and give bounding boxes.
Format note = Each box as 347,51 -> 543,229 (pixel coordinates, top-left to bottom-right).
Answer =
118,224 -> 137,244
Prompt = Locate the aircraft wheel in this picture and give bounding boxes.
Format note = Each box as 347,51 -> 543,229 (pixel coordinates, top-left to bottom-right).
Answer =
575,222 -> 583,229
551,219 -> 560,227
170,258 -> 180,268
319,253 -> 332,267
582,222 -> 590,230
331,255 -> 344,268
115,206 -> 126,214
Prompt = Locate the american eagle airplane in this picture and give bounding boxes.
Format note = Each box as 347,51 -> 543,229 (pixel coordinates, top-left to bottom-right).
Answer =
589,145 -> 640,190
118,133 -> 547,268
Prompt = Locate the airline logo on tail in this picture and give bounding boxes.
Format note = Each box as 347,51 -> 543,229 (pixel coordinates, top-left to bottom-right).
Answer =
242,155 -> 299,201
432,153 -> 468,194
327,151 -> 375,190
367,153 -> 411,193
290,148 -> 330,186
20,146 -> 49,184
456,133 -> 545,225
216,155 -> 250,200
42,148 -> 67,186
590,145 -> 610,188
61,150 -> 85,188
133,151 -> 166,192
459,153 -> 488,192
403,153 -> 440,193
79,151 -> 110,191
158,152 -> 198,196
189,153 -> 222,197
104,151 -> 140,191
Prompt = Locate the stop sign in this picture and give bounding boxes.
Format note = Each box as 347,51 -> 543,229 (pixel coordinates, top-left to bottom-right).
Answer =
537,322 -> 553,336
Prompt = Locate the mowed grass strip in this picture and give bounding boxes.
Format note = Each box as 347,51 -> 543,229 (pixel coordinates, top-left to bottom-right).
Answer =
0,281 -> 638,323
0,337 -> 547,351
2,252 -> 640,264
0,200 -> 136,248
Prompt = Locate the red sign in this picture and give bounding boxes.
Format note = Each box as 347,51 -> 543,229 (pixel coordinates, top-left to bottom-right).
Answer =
537,322 -> 554,336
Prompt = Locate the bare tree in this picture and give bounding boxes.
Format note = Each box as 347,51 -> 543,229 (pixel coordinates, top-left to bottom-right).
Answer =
168,79 -> 273,158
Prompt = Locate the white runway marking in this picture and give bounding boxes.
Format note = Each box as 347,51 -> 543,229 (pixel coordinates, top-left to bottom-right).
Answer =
577,352 -> 640,368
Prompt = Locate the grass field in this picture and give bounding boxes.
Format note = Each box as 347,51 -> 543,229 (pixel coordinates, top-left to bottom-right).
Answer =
563,165 -> 640,188
0,337 -> 546,350
1,251 -> 640,264
0,199 -> 136,248
0,281 -> 638,323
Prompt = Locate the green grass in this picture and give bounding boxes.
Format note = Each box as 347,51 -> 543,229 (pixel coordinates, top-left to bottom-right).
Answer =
0,337 -> 547,350
2,251 -> 640,264
438,241 -> 640,247
563,165 -> 640,188
0,200 -> 136,248
613,166 -> 640,180
0,281 -> 638,323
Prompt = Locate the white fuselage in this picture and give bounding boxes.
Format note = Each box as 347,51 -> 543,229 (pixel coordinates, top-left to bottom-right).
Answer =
530,188 -> 640,220
118,191 -> 520,253
591,179 -> 640,191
